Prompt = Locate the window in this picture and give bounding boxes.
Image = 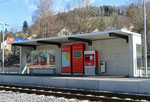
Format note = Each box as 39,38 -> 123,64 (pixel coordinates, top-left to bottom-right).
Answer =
74,51 -> 82,58
26,52 -> 32,64
40,51 -> 47,65
49,51 -> 55,65
136,44 -> 142,75
136,44 -> 142,59
26,50 -> 55,68
33,52 -> 40,65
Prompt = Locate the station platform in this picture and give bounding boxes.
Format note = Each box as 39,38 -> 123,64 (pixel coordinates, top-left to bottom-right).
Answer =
0,74 -> 150,95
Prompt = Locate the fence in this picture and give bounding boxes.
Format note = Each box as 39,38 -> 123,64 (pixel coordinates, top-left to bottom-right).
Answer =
0,56 -> 20,74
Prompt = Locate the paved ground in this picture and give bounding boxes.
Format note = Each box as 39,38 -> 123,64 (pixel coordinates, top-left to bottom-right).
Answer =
0,66 -> 149,81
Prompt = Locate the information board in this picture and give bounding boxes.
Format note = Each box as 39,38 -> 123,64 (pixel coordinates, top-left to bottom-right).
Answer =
26,50 -> 55,69
62,52 -> 70,67
61,45 -> 72,73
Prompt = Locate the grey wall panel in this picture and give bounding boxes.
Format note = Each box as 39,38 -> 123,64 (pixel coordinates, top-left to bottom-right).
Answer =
20,38 -> 130,76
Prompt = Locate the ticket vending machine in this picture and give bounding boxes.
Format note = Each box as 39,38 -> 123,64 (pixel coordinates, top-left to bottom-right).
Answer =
61,45 -> 72,74
84,50 -> 98,75
72,43 -> 84,74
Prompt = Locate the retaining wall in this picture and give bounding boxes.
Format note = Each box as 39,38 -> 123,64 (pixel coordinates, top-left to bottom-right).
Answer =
0,75 -> 150,94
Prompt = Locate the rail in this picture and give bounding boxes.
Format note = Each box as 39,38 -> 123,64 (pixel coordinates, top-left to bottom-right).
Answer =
0,83 -> 149,102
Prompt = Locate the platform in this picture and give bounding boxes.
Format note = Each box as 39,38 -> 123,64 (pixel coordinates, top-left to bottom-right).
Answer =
0,74 -> 150,94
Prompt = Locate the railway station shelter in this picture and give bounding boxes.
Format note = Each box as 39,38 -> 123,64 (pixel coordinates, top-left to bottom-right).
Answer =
10,29 -> 142,77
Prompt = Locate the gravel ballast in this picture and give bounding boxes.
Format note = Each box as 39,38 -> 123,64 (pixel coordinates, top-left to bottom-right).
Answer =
0,91 -> 89,102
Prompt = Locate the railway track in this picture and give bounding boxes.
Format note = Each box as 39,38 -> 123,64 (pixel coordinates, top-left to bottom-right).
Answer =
0,83 -> 149,102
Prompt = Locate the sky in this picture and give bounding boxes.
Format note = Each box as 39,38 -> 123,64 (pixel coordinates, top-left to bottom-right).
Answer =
0,0 -> 139,32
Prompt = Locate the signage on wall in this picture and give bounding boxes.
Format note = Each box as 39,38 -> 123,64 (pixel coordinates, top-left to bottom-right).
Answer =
62,52 -> 70,67
7,37 -> 29,43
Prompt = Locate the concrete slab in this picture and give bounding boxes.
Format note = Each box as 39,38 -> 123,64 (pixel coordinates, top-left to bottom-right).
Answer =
22,76 -> 44,86
139,80 -> 150,94
0,75 -> 4,83
42,77 -> 67,88
67,79 -> 99,90
2,75 -> 21,84
98,80 -> 139,93
0,75 -> 150,94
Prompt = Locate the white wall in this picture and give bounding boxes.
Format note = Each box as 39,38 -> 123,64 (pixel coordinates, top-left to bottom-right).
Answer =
129,34 -> 142,77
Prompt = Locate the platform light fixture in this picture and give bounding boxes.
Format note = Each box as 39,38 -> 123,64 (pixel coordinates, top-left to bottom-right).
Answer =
0,22 -> 10,73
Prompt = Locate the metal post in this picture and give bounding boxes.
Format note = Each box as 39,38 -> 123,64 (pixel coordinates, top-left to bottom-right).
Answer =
2,24 -> 5,73
0,22 -> 9,73
143,0 -> 147,77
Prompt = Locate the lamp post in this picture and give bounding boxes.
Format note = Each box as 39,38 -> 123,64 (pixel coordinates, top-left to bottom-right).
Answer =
0,22 -> 10,73
143,0 -> 147,77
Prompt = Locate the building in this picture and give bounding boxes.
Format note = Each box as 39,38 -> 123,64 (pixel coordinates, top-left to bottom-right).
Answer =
1,40 -> 12,56
57,28 -> 72,37
10,29 -> 142,77
26,34 -> 37,40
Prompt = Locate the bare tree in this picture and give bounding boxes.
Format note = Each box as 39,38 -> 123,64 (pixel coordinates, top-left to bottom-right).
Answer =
33,0 -> 53,21
31,0 -> 59,38
77,0 -> 91,8
125,0 -> 143,33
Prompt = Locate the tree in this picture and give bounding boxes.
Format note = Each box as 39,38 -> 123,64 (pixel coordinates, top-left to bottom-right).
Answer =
0,30 -> 2,41
5,28 -> 8,35
98,18 -> 106,31
125,1 -> 143,33
77,0 -> 91,8
22,21 -> 28,34
28,0 -> 150,39
31,0 -> 60,38
103,6 -> 109,16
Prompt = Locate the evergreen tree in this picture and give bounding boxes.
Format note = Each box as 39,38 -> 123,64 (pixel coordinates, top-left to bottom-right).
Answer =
22,21 -> 28,33
0,30 -> 2,41
4,28 -> 8,35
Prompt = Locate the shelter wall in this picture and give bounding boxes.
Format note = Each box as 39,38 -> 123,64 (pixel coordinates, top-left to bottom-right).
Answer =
20,47 -> 33,73
85,38 -> 129,76
27,38 -> 130,76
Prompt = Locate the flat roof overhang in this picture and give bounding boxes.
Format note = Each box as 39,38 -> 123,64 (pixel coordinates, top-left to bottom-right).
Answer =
10,29 -> 141,48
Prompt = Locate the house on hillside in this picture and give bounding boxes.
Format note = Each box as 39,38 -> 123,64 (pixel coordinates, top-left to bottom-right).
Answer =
57,28 -> 72,37
92,28 -> 99,32
26,34 -> 37,40
1,40 -> 12,56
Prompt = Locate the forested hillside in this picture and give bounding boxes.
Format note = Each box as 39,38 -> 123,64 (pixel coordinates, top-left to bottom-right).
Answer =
2,0 -> 150,40
26,0 -> 150,39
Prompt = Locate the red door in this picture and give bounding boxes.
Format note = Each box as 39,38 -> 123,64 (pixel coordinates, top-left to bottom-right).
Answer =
72,43 -> 84,73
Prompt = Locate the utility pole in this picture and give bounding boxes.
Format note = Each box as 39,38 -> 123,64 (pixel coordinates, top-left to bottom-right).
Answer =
0,22 -> 10,73
143,0 -> 147,77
